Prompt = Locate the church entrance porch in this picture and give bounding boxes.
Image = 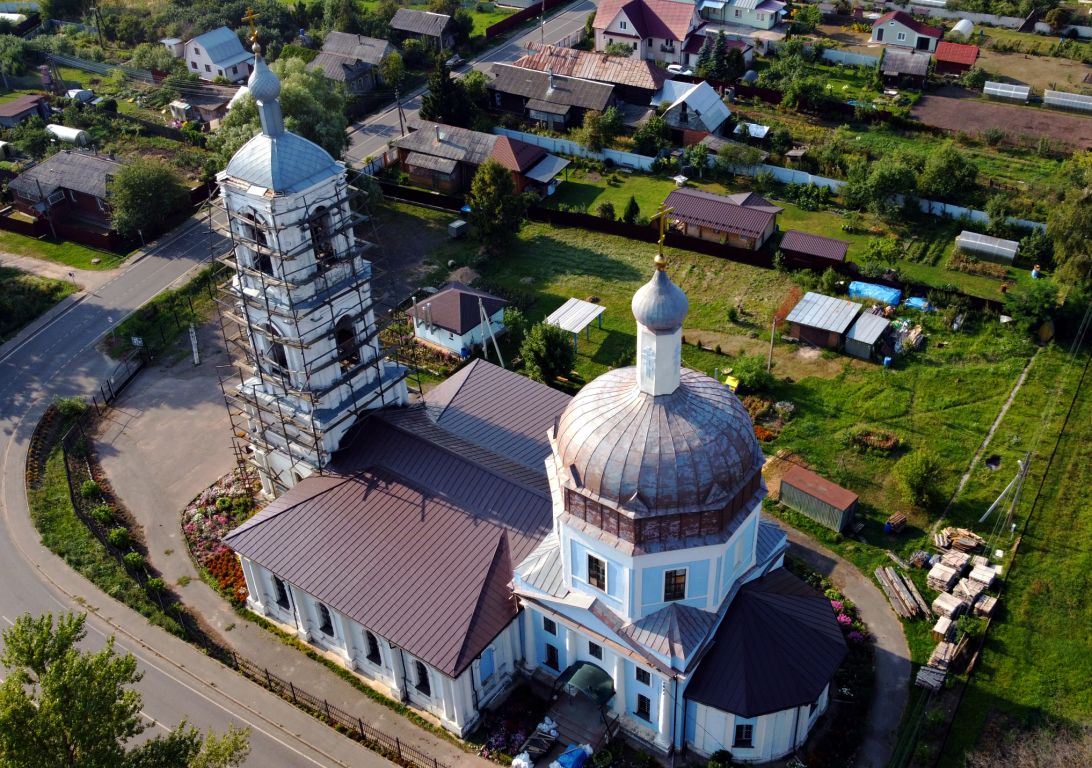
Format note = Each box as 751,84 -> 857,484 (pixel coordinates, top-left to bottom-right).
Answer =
534,662 -> 620,752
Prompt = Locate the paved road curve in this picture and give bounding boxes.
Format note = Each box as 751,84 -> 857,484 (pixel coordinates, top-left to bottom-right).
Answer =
0,215 -> 391,768
345,0 -> 597,166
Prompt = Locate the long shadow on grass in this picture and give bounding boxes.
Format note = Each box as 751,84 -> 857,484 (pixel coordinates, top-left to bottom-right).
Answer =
510,234 -> 644,284
589,329 -> 635,368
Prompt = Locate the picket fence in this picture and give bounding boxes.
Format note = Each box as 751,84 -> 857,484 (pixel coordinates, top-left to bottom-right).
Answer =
492,128 -> 1045,230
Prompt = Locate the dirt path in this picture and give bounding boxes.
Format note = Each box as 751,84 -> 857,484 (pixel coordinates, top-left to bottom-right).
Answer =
911,95 -> 1092,150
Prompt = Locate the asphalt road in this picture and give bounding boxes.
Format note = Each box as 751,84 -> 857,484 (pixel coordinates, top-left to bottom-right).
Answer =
0,213 -> 391,767
345,0 -> 598,166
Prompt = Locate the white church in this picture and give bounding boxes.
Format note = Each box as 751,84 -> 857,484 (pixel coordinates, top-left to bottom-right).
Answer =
219,46 -> 846,765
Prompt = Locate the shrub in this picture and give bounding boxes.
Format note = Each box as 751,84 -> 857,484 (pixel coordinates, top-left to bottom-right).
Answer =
732,355 -> 774,395
709,750 -> 733,768
91,504 -> 114,525
80,480 -> 101,499
592,750 -> 612,768
123,552 -> 145,570
145,577 -> 166,594
106,527 -> 130,548
893,450 -> 943,509
215,496 -> 232,511
54,396 -> 88,420
596,201 -> 616,220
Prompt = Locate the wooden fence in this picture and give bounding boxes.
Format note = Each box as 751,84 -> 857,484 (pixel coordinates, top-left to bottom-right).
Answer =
485,0 -> 572,39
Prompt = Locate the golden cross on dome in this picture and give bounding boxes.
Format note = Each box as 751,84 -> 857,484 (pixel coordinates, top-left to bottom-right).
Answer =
649,205 -> 674,270
243,7 -> 260,46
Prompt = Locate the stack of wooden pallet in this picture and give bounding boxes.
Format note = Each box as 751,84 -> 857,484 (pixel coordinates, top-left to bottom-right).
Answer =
941,550 -> 971,574
942,527 -> 986,553
916,665 -> 946,691
932,615 -> 953,641
928,641 -> 959,670
932,531 -> 951,549
927,563 -> 959,592
954,577 -> 988,603
932,592 -> 967,618
974,595 -> 998,617
968,564 -> 997,589
874,567 -> 931,619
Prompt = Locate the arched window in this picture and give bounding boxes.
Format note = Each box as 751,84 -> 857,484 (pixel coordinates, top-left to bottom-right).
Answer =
317,603 -> 334,636
334,316 -> 360,373
414,661 -> 431,696
365,631 -> 381,664
239,211 -> 273,276
272,576 -> 290,610
307,205 -> 336,272
262,324 -> 288,376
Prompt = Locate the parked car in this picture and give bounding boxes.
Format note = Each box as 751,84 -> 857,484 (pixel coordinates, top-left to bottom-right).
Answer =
446,54 -> 464,68
667,64 -> 693,76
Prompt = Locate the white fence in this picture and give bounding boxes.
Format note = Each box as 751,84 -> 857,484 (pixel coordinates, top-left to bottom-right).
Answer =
820,48 -> 880,67
492,128 -> 1044,230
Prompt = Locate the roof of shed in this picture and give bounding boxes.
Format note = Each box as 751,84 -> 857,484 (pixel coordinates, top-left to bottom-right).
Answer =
686,568 -> 847,717
0,93 -> 45,117
393,121 -> 498,165
490,135 -> 546,172
934,41 -> 979,66
490,63 -> 615,112
882,48 -> 932,77
513,44 -> 667,91
873,10 -> 942,38
784,291 -> 861,334
780,464 -> 859,511
390,8 -> 452,37
403,151 -> 458,175
663,187 -> 776,240
309,32 -> 392,80
846,312 -> 892,346
779,230 -> 850,263
9,150 -> 125,200
593,0 -> 696,41
409,281 -> 508,336
189,26 -> 253,68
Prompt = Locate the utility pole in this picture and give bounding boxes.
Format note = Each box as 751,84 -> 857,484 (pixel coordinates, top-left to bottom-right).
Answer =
541,0 -> 546,46
767,316 -> 775,372
395,86 -> 405,136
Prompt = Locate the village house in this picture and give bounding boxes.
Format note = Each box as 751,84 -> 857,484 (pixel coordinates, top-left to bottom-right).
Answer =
390,9 -> 454,50
933,41 -> 979,76
512,43 -> 667,105
184,27 -> 253,83
880,48 -> 931,90
697,0 -> 785,32
309,32 -> 394,96
870,11 -> 942,52
593,0 -> 703,66
409,283 -> 507,357
662,188 -> 781,250
488,64 -> 616,130
652,80 -> 732,135
682,32 -> 754,70
0,93 -> 50,128
8,150 -> 125,231
784,291 -> 863,349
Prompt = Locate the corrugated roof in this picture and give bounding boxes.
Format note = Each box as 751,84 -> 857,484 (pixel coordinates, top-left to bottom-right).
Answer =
525,153 -> 570,184
653,80 -> 731,133
490,135 -> 546,172
0,93 -> 46,118
685,568 -> 847,717
873,10 -> 942,39
621,603 -> 716,660
9,150 -> 125,201
845,312 -> 891,347
934,41 -> 978,66
780,464 -> 858,511
512,44 -> 667,92
490,64 -> 615,112
779,230 -> 849,263
882,48 -> 931,77
784,292 -> 861,334
755,517 -> 787,564
663,187 -> 775,240
409,281 -> 507,336
392,121 -> 497,165
724,191 -> 782,214
515,532 -> 567,598
594,0 -> 697,41
390,8 -> 451,37
189,26 -> 253,68
309,32 -> 392,82
403,151 -> 458,175
546,297 -> 607,334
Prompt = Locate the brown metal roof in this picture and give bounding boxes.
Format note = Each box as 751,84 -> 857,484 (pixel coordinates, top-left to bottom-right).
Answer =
490,135 -> 546,173
0,93 -> 46,118
780,464 -> 858,512
393,121 -> 497,165
779,230 -> 850,263
489,63 -> 615,112
409,281 -> 507,336
664,187 -> 776,240
513,44 -> 667,92
686,568 -> 847,717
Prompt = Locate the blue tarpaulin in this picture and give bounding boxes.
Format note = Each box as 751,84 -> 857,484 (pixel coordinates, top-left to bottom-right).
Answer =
848,281 -> 902,306
556,746 -> 588,768
905,297 -> 934,312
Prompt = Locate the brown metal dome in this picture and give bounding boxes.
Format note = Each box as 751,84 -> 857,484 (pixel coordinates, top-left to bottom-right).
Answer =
554,367 -> 763,517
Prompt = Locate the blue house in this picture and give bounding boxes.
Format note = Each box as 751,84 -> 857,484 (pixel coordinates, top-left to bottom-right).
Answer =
409,282 -> 507,357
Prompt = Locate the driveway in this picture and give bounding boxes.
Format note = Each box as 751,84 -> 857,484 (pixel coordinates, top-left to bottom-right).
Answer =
783,527 -> 911,768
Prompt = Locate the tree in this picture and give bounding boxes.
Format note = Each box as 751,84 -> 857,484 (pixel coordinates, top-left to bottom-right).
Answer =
212,57 -> 348,163
844,160 -> 916,219
0,34 -> 32,76
766,125 -> 793,155
621,195 -> 640,225
1004,279 -> 1059,333
420,56 -> 472,127
960,66 -> 987,90
451,8 -> 474,45
709,32 -> 729,81
603,41 -> 632,57
1047,187 -> 1092,287
917,143 -> 978,202
39,0 -> 84,22
596,200 -> 616,220
632,114 -> 671,156
520,322 -> 575,386
130,42 -> 178,73
578,108 -> 622,151
467,159 -> 526,249
716,141 -> 764,176
695,36 -> 714,78
109,158 -> 189,238
732,354 -> 774,394
378,51 -> 405,90
721,47 -> 745,83
1043,7 -> 1071,33
323,0 -> 362,32
893,450 -> 943,509
503,306 -> 528,346
791,4 -> 823,34
0,613 -> 250,768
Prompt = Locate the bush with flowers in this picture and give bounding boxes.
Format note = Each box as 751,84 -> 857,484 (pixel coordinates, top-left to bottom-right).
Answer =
181,472 -> 261,606
472,684 -> 547,764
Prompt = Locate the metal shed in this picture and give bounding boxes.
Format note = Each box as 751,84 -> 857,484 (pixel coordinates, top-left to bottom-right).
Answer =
955,230 -> 1019,264
546,297 -> 605,351
779,464 -> 858,532
845,312 -> 892,361
785,292 -> 862,349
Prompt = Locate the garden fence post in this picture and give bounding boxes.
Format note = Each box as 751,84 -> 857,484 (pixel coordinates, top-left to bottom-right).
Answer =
265,668 -> 272,689
324,699 -> 331,721
231,650 -> 237,669
290,681 -> 297,704
434,758 -> 439,768
396,738 -> 403,759
358,717 -> 365,739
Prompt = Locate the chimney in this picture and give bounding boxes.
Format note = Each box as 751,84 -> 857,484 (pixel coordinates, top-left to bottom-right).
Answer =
434,124 -> 441,142
547,68 -> 555,92
680,101 -> 688,123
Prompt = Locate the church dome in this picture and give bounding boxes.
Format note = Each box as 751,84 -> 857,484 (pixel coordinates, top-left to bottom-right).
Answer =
554,367 -> 762,516
247,49 -> 281,104
632,268 -> 688,331
224,132 -> 341,194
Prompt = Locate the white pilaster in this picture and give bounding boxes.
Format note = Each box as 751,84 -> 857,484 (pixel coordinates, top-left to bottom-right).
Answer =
240,557 -> 265,611
523,610 -> 538,668
335,613 -> 356,665
655,678 -> 672,748
285,582 -> 310,640
387,640 -> 407,700
613,655 -> 626,715
440,675 -> 456,721
565,626 -> 578,669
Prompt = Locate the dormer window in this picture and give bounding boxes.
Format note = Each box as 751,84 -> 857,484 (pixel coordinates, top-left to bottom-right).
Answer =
664,568 -> 687,601
587,554 -> 607,591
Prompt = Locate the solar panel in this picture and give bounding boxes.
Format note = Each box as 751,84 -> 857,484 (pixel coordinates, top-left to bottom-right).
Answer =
983,81 -> 1029,102
1044,90 -> 1092,113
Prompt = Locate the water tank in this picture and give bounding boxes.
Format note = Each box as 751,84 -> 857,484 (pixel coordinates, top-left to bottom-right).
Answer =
45,124 -> 90,146
952,19 -> 974,38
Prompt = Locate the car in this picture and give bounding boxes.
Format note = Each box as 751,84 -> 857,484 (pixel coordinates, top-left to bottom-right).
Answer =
666,64 -> 693,76
446,54 -> 464,68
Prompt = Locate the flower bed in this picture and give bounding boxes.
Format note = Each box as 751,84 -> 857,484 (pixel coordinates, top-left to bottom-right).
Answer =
181,472 -> 261,605
472,684 -> 547,763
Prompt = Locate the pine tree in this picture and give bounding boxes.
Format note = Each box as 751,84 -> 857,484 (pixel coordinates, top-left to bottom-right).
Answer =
695,36 -> 714,78
622,195 -> 640,225
419,57 -> 471,127
710,32 -> 729,81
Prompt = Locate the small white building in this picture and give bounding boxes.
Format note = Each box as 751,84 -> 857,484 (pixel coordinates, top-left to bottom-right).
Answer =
409,282 -> 507,357
185,27 -> 254,83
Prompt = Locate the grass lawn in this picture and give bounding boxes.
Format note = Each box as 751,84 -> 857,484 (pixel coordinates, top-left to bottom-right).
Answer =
106,264 -> 221,358
355,0 -> 515,37
0,229 -> 127,270
0,266 -> 77,342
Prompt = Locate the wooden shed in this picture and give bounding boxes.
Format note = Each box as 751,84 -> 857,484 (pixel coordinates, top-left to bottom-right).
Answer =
779,464 -> 858,532
845,312 -> 893,362
784,292 -> 862,349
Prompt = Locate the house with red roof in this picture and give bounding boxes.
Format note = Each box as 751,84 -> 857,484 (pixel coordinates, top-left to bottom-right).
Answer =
933,41 -> 979,75
593,0 -> 703,66
870,11 -> 942,52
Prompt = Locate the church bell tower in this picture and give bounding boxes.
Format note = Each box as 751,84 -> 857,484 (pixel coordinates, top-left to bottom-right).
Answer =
215,33 -> 407,496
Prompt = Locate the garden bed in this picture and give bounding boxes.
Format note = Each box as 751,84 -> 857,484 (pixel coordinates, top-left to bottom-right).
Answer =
181,471 -> 262,605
